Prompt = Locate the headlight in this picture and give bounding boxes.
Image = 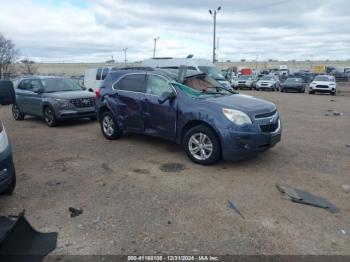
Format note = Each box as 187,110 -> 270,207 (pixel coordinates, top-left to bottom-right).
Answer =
223,108 -> 252,126
0,124 -> 9,152
53,98 -> 69,108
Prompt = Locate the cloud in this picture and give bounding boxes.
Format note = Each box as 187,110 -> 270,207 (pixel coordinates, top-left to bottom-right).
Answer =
0,0 -> 349,62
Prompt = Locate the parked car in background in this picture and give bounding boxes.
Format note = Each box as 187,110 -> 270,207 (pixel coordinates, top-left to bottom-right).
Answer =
280,78 -> 306,93
95,68 -> 281,165
84,67 -> 113,92
12,77 -> 96,127
290,72 -> 314,84
309,75 -> 337,95
0,80 -> 17,195
233,75 -> 255,90
256,75 -> 280,91
142,57 -> 232,90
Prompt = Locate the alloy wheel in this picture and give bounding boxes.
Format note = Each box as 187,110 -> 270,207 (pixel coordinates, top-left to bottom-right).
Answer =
188,132 -> 213,161
12,104 -> 20,119
103,115 -> 114,137
45,108 -> 54,125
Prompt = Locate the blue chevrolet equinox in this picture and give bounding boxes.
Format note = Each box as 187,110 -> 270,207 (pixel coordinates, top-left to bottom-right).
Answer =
96,68 -> 282,165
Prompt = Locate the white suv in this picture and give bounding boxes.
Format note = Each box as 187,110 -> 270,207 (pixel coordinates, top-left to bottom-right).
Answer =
309,75 -> 337,96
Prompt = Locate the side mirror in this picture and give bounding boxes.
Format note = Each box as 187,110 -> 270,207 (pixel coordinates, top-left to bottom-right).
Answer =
33,87 -> 44,94
158,90 -> 176,104
0,80 -> 16,105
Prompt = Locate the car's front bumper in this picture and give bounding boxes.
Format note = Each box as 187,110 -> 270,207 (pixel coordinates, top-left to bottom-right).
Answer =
56,107 -> 96,119
220,119 -> 282,161
0,145 -> 15,193
310,86 -> 335,93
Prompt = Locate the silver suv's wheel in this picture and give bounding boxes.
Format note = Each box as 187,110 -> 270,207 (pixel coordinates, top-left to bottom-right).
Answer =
12,103 -> 25,120
184,125 -> 221,165
44,106 -> 57,127
100,111 -> 123,140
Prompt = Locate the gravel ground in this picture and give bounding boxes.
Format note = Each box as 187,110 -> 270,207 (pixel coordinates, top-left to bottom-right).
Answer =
0,88 -> 349,255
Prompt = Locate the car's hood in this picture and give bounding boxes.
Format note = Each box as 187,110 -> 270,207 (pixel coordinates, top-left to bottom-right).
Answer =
45,91 -> 95,99
204,94 -> 276,115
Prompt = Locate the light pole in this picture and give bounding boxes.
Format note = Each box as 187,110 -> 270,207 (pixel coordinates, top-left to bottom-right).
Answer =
209,6 -> 221,63
122,48 -> 128,65
153,37 -> 159,59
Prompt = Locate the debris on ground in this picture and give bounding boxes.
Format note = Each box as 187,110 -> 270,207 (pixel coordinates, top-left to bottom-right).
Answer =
68,207 -> 83,218
160,163 -> 185,173
325,110 -> 344,116
227,200 -> 245,219
276,184 -> 340,213
0,210 -> 57,259
345,145 -> 350,148
340,230 -> 347,235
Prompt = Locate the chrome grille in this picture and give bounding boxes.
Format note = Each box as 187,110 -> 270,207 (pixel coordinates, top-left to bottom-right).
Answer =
70,97 -> 95,108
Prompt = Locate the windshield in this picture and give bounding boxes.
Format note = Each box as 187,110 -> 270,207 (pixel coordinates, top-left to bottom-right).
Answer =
260,76 -> 274,81
238,75 -> 251,80
198,66 -> 225,80
285,78 -> 302,83
42,78 -> 83,93
314,76 -> 334,82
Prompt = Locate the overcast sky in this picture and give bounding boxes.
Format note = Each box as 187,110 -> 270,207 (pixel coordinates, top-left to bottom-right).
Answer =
0,0 -> 349,62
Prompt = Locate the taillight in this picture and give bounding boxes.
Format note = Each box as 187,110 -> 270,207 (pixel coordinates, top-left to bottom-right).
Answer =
95,88 -> 100,98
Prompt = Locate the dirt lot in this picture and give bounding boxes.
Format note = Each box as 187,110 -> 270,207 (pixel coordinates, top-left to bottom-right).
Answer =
0,88 -> 349,255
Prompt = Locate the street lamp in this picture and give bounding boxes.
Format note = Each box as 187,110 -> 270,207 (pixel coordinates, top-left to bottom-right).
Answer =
153,37 -> 159,59
209,6 -> 221,63
122,48 -> 128,65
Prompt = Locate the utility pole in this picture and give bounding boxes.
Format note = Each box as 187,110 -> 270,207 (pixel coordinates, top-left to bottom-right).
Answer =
153,37 -> 159,59
209,6 -> 221,63
122,48 -> 128,65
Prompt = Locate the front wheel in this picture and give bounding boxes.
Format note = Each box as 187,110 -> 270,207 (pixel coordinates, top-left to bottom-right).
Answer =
184,125 -> 221,165
100,111 -> 123,140
331,92 -> 336,96
12,103 -> 25,120
44,106 -> 57,127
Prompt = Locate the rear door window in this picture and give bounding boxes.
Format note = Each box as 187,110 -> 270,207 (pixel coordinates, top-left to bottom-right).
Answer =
115,74 -> 146,93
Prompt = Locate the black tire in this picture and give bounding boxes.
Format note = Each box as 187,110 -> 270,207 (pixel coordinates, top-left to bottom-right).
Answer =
183,125 -> 221,165
43,106 -> 57,127
280,89 -> 284,93
100,111 -> 123,140
331,92 -> 336,96
12,103 -> 25,120
256,88 -> 260,91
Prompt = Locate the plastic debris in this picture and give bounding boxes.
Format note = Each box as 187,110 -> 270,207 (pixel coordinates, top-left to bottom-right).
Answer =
276,184 -> 340,213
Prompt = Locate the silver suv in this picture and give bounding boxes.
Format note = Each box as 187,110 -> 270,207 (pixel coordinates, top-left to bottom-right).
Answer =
12,77 -> 96,127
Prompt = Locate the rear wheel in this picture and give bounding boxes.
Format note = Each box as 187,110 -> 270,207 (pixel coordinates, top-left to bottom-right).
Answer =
44,106 -> 57,127
12,103 -> 25,120
100,111 -> 123,140
184,125 -> 221,165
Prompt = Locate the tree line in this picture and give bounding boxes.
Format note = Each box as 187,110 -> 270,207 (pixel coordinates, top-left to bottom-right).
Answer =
0,33 -> 38,79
